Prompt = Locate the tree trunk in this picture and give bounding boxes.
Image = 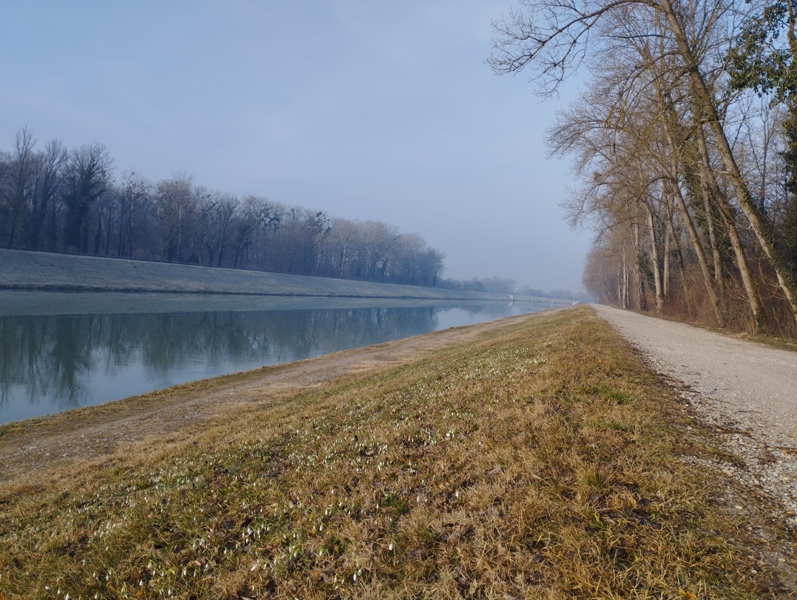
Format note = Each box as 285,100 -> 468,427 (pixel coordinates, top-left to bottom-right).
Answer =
621,244 -> 630,309
701,182 -> 725,303
655,76 -> 724,324
663,220 -> 671,299
695,125 -> 764,331
645,201 -> 664,312
665,206 -> 690,308
668,179 -> 724,324
661,0 -> 797,326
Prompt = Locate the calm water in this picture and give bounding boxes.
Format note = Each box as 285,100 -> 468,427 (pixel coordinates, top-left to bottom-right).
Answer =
0,293 -> 553,424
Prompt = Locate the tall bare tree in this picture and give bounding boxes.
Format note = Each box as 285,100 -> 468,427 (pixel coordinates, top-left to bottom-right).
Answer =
2,128 -> 36,249
62,143 -> 112,254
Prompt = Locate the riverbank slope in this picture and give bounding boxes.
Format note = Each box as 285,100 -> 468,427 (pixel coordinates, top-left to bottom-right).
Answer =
0,249 -> 507,300
0,306 -> 793,597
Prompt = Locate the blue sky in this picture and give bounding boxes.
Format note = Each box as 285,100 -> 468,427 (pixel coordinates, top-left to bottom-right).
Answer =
1,1 -> 590,291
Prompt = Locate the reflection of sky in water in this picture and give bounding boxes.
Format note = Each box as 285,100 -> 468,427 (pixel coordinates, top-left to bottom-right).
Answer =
87,355 -> 272,411
435,306 -> 518,329
3,384 -> 34,425
435,301 -> 557,329
0,300 -> 552,425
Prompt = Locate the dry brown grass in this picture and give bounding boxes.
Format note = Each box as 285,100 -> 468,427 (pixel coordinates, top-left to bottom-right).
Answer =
0,307 -> 788,598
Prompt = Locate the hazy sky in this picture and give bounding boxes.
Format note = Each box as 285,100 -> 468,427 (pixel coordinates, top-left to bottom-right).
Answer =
1,1 -> 590,291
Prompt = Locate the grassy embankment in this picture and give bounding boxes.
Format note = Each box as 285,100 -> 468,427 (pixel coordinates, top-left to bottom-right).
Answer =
0,249 -> 508,301
0,307 -> 789,598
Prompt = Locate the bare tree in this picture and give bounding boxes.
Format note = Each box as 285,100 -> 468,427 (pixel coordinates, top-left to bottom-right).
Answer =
153,175 -> 196,262
115,171 -> 150,258
2,128 -> 36,249
62,143 -> 112,254
28,140 -> 67,251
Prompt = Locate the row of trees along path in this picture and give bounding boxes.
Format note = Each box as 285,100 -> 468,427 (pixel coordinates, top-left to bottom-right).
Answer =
0,131 -> 444,288
491,0 -> 797,337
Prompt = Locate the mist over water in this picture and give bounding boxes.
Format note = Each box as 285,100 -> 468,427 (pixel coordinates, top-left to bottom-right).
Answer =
0,297 -> 548,424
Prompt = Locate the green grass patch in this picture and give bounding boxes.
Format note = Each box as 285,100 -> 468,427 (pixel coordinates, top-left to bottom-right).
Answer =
0,307 -> 784,598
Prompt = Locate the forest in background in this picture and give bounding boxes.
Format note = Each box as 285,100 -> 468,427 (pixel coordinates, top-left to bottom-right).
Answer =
0,131 -> 446,289
0,130 -> 583,298
492,0 -> 797,337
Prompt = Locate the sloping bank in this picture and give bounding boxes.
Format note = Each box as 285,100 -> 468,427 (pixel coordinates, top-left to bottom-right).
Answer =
0,249 -> 507,300
0,307 -> 792,598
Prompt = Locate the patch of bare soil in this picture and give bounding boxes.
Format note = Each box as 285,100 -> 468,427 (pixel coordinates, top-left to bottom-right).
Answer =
0,314 -> 534,489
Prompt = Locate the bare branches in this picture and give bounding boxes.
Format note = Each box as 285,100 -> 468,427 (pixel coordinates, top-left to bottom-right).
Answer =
493,0 -> 797,332
489,0 -> 649,93
0,130 -> 446,289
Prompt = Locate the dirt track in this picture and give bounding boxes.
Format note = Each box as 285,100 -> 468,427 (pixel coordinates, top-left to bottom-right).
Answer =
594,304 -> 797,525
594,305 -> 797,445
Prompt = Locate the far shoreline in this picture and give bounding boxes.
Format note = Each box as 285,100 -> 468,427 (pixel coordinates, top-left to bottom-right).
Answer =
0,248 -> 515,301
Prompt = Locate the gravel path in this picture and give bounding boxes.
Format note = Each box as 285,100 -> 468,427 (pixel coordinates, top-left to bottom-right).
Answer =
594,304 -> 797,528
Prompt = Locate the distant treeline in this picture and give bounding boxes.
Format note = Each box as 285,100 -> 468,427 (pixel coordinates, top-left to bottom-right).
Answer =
437,276 -> 587,301
0,129 -> 444,287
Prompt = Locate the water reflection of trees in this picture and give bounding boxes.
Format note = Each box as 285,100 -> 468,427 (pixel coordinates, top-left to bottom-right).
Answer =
0,306 -> 443,417
0,316 -> 93,411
